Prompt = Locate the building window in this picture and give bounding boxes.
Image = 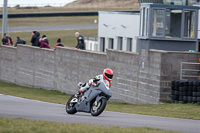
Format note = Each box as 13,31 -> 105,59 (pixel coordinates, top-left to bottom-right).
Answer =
100,37 -> 105,52
140,8 -> 144,36
188,0 -> 198,6
184,10 -> 195,38
117,37 -> 123,50
163,0 -> 199,5
108,38 -> 114,49
163,0 -> 187,5
144,8 -> 149,36
139,4 -> 198,41
90,43 -> 93,50
152,9 -> 165,37
165,9 -> 171,36
151,9 -> 183,38
166,9 -> 182,38
140,8 -> 148,36
127,38 -> 132,52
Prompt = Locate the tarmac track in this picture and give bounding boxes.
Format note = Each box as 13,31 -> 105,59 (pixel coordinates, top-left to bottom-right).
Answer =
0,94 -> 200,133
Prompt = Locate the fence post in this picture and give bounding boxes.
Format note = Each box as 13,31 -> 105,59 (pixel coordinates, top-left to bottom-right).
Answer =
2,0 -> 8,38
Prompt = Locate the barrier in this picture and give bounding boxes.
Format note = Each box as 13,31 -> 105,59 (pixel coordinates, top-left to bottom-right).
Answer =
171,80 -> 200,105
180,62 -> 200,80
1,45 -> 200,104
0,11 -> 98,18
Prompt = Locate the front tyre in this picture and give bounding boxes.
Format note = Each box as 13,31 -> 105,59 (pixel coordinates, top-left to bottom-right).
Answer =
91,98 -> 107,116
66,95 -> 77,114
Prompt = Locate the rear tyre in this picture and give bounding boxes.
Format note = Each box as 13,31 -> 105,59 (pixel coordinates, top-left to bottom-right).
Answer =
66,95 -> 77,114
91,98 -> 107,116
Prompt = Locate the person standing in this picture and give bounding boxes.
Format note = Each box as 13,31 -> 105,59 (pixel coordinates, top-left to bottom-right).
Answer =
39,38 -> 50,49
35,31 -> 41,47
2,33 -> 13,46
74,32 -> 85,50
14,36 -> 26,47
31,31 -> 37,46
42,35 -> 49,45
31,31 -> 40,47
55,38 -> 64,47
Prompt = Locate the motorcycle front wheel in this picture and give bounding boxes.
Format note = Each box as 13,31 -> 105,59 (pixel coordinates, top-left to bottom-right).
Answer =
66,95 -> 77,114
91,98 -> 107,116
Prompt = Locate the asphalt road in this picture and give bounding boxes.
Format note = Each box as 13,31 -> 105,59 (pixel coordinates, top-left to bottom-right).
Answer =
0,94 -> 200,133
0,24 -> 98,32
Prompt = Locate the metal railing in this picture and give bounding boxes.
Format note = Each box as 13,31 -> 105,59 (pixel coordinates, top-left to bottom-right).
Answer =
180,62 -> 200,80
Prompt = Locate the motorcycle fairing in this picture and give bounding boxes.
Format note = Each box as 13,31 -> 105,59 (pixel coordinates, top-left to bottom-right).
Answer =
75,88 -> 102,112
74,82 -> 112,113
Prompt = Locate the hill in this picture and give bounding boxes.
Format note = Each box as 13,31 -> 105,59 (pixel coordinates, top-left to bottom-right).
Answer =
65,0 -> 140,10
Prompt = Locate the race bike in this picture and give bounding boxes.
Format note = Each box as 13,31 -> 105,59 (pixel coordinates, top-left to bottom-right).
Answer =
66,80 -> 112,116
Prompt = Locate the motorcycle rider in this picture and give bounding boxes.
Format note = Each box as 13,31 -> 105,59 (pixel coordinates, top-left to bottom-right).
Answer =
76,68 -> 114,96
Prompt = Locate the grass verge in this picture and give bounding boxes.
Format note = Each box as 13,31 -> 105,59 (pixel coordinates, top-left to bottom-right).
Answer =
0,80 -> 70,104
0,80 -> 200,120
0,117 -> 178,133
0,16 -> 98,27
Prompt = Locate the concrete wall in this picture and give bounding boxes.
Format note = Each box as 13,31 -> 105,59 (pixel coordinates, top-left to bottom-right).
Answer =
160,50 -> 200,102
0,46 -> 16,83
1,45 -> 200,104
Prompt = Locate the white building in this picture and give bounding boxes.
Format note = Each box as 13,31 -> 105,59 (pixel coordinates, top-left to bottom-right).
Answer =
85,37 -> 98,51
98,11 -> 140,52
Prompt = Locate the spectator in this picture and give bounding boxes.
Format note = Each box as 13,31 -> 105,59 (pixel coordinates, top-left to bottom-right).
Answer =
2,33 -> 13,46
35,31 -> 41,47
31,31 -> 40,47
31,31 -> 37,46
42,35 -> 49,45
55,38 -> 64,47
74,32 -> 85,50
39,38 -> 50,49
14,36 -> 26,47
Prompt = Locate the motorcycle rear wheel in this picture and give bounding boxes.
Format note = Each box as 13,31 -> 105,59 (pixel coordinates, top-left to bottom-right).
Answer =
66,95 -> 77,114
91,98 -> 107,116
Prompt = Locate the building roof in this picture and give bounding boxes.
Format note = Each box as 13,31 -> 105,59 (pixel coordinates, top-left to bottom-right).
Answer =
98,10 -> 140,15
141,3 -> 200,9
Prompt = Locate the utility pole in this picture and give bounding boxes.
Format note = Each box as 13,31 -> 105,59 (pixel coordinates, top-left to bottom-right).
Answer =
2,0 -> 8,38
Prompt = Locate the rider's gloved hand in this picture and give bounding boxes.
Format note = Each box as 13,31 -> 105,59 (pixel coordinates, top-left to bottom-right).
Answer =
89,79 -> 96,86
90,82 -> 96,86
78,89 -> 83,93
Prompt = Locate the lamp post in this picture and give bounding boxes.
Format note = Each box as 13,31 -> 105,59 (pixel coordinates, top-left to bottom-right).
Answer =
2,0 -> 8,38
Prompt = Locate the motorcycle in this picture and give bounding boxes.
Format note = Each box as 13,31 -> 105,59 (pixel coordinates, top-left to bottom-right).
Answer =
66,80 -> 112,116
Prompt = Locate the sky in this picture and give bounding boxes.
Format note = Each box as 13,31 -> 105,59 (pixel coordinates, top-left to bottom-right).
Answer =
0,0 -> 77,7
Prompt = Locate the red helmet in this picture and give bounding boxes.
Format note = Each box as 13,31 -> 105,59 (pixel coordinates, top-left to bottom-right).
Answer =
103,68 -> 114,81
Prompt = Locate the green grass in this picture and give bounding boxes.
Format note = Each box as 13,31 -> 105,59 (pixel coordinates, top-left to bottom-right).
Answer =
0,80 -> 200,120
107,102 -> 200,120
0,15 -> 99,48
0,117 -> 178,133
8,29 -> 97,48
0,16 -> 98,27
0,81 -> 70,104
1,16 -> 98,48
